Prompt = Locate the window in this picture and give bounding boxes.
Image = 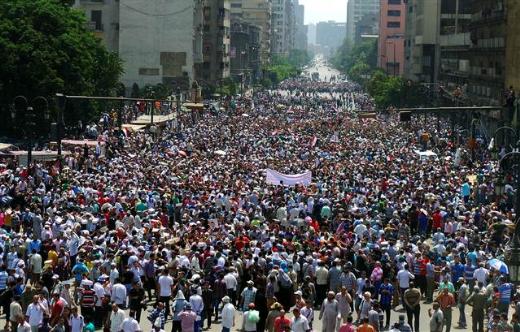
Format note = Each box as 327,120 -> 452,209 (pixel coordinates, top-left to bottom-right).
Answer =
388,10 -> 401,17
231,3 -> 241,8
90,10 -> 102,31
387,21 -> 401,28
388,0 -> 401,4
138,68 -> 159,76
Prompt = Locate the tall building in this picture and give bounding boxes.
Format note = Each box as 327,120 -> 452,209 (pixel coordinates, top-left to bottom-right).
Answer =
316,21 -> 346,58
230,0 -> 272,65
346,0 -> 380,43
378,0 -> 406,76
466,0 -> 505,105
307,23 -> 316,45
118,0 -> 204,89
74,0 -> 211,91
404,0 -> 441,83
230,20 -> 261,83
271,0 -> 295,56
506,0 -> 520,92
196,0 -> 231,86
437,0 -> 472,95
294,0 -> 307,50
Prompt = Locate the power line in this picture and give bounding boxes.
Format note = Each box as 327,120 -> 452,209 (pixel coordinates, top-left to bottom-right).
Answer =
120,3 -> 192,17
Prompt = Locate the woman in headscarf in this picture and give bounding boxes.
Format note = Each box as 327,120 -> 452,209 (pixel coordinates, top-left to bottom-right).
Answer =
171,290 -> 187,332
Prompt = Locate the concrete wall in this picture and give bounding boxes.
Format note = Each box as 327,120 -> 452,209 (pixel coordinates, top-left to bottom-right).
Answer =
505,0 -> 520,91
118,0 -> 197,88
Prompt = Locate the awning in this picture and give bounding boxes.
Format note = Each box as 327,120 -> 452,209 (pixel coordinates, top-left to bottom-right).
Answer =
131,113 -> 176,125
122,124 -> 147,132
61,139 -> 104,147
4,150 -> 70,166
0,143 -> 13,151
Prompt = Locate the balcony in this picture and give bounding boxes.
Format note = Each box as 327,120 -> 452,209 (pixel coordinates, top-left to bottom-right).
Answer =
440,33 -> 470,47
470,10 -> 505,27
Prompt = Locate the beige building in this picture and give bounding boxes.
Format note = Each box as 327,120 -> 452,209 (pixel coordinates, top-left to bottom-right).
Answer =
196,0 -> 231,86
230,0 -> 272,65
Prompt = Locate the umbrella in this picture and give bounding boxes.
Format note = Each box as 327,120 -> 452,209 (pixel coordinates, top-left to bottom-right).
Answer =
487,258 -> 509,274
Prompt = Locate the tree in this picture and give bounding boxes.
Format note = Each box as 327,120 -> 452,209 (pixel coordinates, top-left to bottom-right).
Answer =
331,38 -> 377,84
0,0 -> 123,133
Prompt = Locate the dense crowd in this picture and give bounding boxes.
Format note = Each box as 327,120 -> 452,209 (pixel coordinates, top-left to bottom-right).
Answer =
0,73 -> 519,332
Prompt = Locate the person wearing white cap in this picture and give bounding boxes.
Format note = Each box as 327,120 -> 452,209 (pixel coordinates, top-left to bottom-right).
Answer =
221,296 -> 235,332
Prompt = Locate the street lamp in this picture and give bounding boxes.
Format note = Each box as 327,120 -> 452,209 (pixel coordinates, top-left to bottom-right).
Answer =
11,96 -> 50,166
176,87 -> 181,133
500,144 -> 520,283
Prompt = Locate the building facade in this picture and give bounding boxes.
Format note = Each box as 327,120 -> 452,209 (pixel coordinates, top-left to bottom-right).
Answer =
316,21 -> 346,58
378,0 -> 406,76
271,0 -> 295,56
197,0 -> 231,86
346,0 -> 380,43
230,0 -> 272,65
294,1 -> 307,50
437,0 -> 472,97
73,0 -> 119,52
404,0 -> 440,83
230,20 -> 261,83
505,0 -> 520,91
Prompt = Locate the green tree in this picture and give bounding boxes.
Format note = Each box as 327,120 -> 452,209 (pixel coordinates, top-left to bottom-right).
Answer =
331,38 -> 377,84
0,0 -> 123,132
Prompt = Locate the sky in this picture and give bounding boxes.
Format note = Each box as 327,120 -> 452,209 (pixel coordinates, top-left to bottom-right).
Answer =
298,0 -> 347,25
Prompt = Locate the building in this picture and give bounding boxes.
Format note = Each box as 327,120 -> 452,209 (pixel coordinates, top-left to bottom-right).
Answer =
505,0 -> 520,92
346,0 -> 380,43
355,13 -> 379,41
230,20 -> 261,83
196,0 -> 231,86
117,0 -> 204,89
230,0 -> 272,65
316,21 -> 346,58
466,0 -> 505,106
271,0 -> 295,56
438,0 -> 472,97
378,0 -> 406,76
294,0 -> 307,50
307,23 -> 316,45
404,0 -> 440,83
74,0 -> 119,52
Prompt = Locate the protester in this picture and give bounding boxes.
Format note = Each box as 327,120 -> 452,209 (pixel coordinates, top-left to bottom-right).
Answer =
1,67 -> 519,332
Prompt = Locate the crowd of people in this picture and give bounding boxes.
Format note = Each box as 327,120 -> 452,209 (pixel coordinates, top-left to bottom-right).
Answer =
0,71 -> 519,332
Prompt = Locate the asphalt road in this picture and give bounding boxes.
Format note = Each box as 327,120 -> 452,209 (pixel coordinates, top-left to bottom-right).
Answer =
303,55 -> 341,82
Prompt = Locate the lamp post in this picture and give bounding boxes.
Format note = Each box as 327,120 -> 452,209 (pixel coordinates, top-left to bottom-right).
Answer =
11,96 -> 50,166
500,143 -> 520,284
176,87 -> 181,133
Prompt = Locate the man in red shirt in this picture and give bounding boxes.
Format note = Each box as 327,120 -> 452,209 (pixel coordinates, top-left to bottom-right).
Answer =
274,309 -> 291,332
50,292 -> 64,326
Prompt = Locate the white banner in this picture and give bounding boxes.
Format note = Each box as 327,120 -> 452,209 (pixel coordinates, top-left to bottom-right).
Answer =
266,169 -> 312,186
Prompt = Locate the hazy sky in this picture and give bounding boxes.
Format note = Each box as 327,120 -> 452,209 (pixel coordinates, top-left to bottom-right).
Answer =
299,0 -> 347,25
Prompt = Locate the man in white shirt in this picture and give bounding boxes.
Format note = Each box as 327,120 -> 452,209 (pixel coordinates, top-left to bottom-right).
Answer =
157,268 -> 174,318
111,278 -> 127,308
397,265 -> 414,291
110,303 -> 126,332
69,307 -> 84,332
29,250 -> 42,285
121,311 -> 140,332
291,307 -> 310,332
223,269 -> 238,305
220,296 -> 235,332
25,295 -> 44,332
473,263 -> 489,286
